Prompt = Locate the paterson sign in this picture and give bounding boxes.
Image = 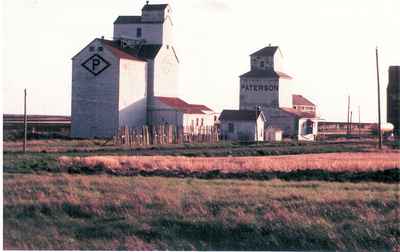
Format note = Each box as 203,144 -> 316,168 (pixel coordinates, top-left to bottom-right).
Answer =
241,84 -> 279,92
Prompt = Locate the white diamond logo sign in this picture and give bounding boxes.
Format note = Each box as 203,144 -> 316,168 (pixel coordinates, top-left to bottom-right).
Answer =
81,54 -> 111,76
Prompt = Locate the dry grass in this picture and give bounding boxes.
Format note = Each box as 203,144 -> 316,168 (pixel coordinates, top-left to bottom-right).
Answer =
3,138 -> 380,155
58,152 -> 400,174
3,139 -> 113,153
3,174 -> 399,250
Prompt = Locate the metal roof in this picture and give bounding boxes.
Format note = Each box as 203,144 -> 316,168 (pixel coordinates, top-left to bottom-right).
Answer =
103,41 -> 143,61
219,110 -> 265,122
250,46 -> 279,57
190,104 -> 213,111
113,15 -> 163,24
156,97 -> 212,114
292,95 -> 315,106
114,16 -> 142,24
280,108 -> 315,118
142,4 -> 169,11
240,69 -> 292,79
102,39 -> 161,60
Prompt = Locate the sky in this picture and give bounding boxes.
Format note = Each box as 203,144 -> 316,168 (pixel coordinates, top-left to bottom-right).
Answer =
2,0 -> 400,123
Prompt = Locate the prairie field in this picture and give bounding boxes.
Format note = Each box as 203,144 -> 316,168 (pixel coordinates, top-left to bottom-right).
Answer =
2,138 -> 379,156
59,152 -> 400,173
58,152 -> 400,182
3,174 -> 400,250
3,140 -> 400,250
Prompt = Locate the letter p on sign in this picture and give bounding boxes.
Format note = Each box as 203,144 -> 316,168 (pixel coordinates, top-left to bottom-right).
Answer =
92,58 -> 101,71
81,54 -> 111,76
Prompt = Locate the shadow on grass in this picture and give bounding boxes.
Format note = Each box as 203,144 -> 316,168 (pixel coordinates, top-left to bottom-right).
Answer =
66,167 -> 400,183
152,218 -> 338,251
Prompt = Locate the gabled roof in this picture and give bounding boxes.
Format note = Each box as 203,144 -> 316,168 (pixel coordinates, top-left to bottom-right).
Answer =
113,15 -> 163,24
157,96 -> 190,109
250,46 -> 279,57
142,4 -> 169,11
155,96 -> 212,114
219,110 -> 265,122
240,69 -> 292,79
71,38 -> 160,61
114,16 -> 142,24
189,104 -> 213,111
103,41 -> 143,61
292,95 -> 315,106
102,39 -> 161,60
280,108 -> 315,118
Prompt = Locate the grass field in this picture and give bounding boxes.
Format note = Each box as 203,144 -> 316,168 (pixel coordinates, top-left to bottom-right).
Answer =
3,139 -> 394,175
3,174 -> 400,250
3,140 -> 400,250
2,139 -> 379,155
58,152 -> 400,182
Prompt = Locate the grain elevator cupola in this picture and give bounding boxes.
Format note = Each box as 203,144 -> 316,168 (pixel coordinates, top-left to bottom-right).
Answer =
113,3 -> 174,46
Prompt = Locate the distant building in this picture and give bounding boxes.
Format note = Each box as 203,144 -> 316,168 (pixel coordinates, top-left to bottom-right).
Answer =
387,66 -> 400,136
149,96 -> 218,131
219,110 -> 265,141
279,108 -> 318,141
71,3 -> 214,138
292,94 -> 316,117
3,114 -> 71,138
265,128 -> 283,142
239,46 -> 292,110
318,121 -> 379,139
239,45 -> 318,140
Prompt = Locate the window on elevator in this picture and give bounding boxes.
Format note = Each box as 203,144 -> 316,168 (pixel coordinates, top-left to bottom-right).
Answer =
136,28 -> 142,38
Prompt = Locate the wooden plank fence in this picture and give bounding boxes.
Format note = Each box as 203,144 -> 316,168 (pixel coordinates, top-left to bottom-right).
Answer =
114,125 -> 219,146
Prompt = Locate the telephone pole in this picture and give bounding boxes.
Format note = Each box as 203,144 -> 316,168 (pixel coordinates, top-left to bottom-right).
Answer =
23,89 -> 27,153
358,106 -> 361,139
347,95 -> 351,137
350,111 -> 353,136
376,47 -> 382,149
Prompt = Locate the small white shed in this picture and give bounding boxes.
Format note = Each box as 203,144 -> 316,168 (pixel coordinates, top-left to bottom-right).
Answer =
219,110 -> 266,141
265,128 -> 283,142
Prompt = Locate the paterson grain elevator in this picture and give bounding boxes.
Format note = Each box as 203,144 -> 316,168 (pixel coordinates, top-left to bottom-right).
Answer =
71,3 -> 218,139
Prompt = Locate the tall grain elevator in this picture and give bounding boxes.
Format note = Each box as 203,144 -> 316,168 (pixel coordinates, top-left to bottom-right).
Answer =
71,3 -> 180,138
387,66 -> 400,137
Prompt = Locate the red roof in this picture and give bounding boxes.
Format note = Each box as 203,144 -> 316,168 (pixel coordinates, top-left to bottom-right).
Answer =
276,71 -> 293,80
280,107 -> 315,118
155,97 -> 213,114
292,94 -> 315,106
102,40 -> 144,61
189,104 -> 212,111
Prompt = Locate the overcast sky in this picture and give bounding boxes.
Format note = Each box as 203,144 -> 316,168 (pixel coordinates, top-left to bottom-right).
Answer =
2,0 -> 399,122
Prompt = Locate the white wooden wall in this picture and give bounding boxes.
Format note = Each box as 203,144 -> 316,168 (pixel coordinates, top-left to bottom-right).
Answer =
71,39 -> 120,138
118,58 -> 147,128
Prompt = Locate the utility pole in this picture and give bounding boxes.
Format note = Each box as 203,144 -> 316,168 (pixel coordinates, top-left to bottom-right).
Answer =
358,106 -> 361,139
376,47 -> 383,149
350,111 -> 353,136
23,89 -> 27,153
347,95 -> 351,137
